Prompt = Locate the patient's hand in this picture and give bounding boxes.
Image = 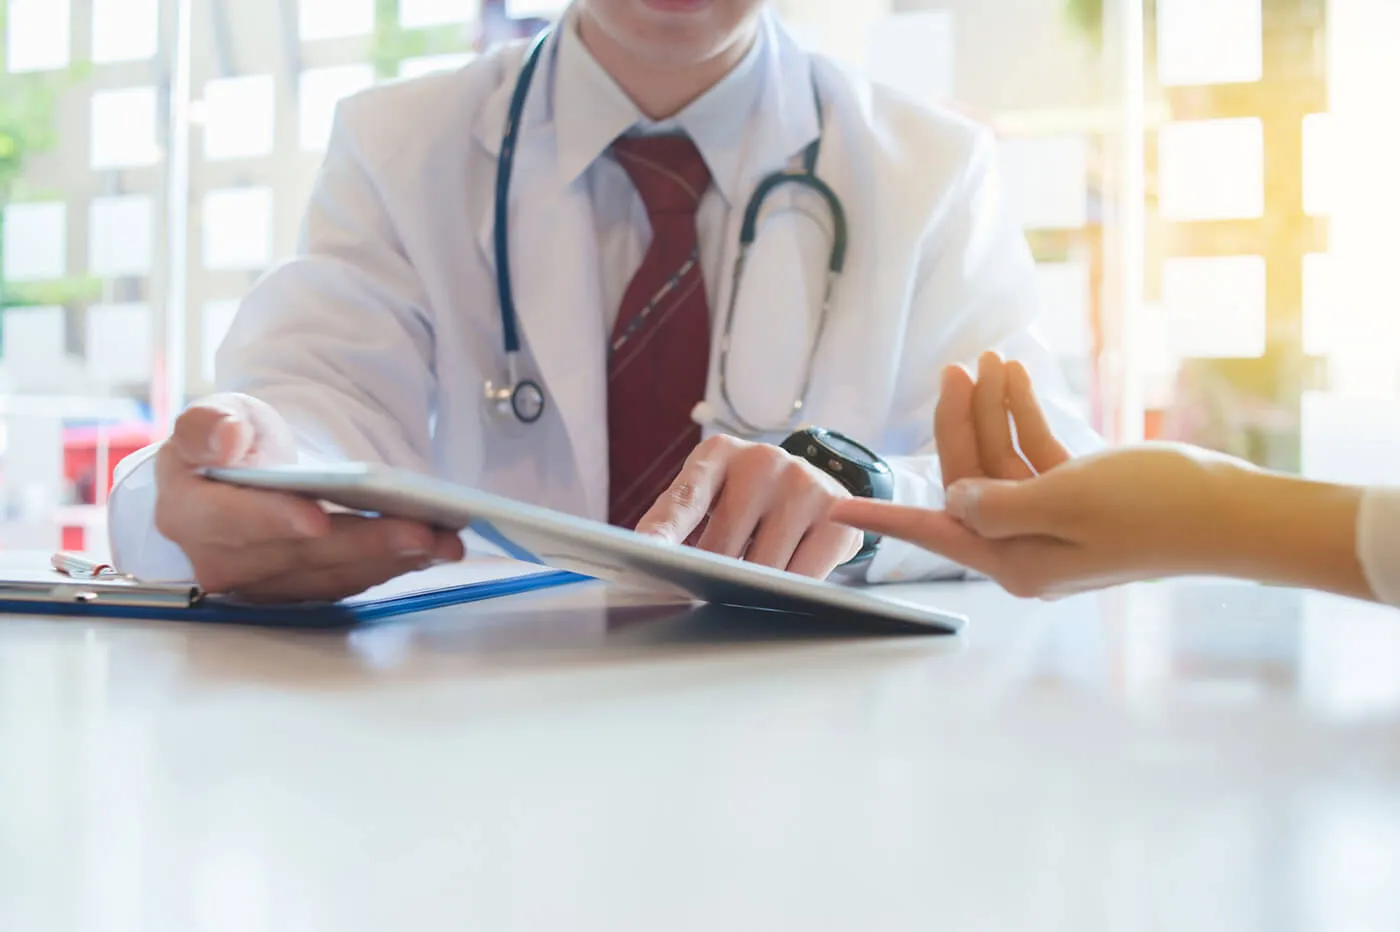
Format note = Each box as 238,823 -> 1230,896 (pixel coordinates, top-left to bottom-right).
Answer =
830,354 -> 1250,599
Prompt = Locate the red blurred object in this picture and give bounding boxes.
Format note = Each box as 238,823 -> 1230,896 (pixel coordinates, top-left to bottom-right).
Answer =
63,422 -> 155,506
61,525 -> 85,552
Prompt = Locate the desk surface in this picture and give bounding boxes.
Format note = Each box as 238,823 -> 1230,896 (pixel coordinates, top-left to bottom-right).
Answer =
2,576 -> 1399,931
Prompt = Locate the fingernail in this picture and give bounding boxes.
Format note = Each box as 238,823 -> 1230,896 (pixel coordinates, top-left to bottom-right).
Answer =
946,481 -> 981,523
390,527 -> 430,557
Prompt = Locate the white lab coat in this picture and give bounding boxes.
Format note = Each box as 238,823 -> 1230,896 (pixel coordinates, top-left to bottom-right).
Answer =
109,14 -> 1100,583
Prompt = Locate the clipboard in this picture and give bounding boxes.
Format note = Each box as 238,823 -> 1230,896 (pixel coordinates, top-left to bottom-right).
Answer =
0,561 -> 590,629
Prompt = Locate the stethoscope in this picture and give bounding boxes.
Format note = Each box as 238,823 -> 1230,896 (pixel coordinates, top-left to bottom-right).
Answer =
485,27 -> 849,437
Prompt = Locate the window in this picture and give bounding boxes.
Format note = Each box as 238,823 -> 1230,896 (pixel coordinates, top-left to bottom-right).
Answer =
201,188 -> 274,271
299,0 -> 375,41
91,0 -> 160,64
399,0 -> 477,29
88,196 -> 154,277
202,75 -> 277,161
85,303 -> 154,386
5,0 -> 70,73
1158,119 -> 1265,221
1000,136 -> 1090,230
2,203 -> 67,282
1157,0 -> 1263,87
90,87 -> 161,170
1162,256 -> 1268,359
299,65 -> 375,151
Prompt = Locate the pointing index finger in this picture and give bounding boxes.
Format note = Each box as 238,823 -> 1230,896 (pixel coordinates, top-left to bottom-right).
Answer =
634,445 -> 732,542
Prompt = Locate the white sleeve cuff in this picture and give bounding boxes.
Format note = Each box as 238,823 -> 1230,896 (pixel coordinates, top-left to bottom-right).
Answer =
863,455 -> 969,584
1358,486 -> 1400,608
108,445 -> 196,583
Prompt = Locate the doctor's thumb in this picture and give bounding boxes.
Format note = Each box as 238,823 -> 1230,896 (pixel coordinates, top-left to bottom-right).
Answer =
945,479 -> 1053,541
170,404 -> 257,469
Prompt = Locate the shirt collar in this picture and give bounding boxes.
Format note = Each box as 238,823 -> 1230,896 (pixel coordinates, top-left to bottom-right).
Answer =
554,8 -> 769,206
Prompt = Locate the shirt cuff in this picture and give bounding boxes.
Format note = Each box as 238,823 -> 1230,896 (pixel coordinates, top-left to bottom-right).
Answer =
1357,486 -> 1400,608
108,444 -> 197,583
862,454 -> 970,584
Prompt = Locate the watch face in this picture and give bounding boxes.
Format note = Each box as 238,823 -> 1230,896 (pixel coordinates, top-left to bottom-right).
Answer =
822,431 -> 879,468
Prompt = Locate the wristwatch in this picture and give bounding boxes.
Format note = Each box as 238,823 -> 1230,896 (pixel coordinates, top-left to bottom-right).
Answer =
781,427 -> 895,564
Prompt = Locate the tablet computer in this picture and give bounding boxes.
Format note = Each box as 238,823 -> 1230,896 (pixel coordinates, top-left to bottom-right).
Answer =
206,464 -> 964,635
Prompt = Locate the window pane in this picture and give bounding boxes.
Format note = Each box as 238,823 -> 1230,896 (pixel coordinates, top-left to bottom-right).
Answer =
203,75 -> 276,161
1158,118 -> 1264,221
201,300 -> 240,385
1303,392 -> 1400,485
1034,261 -> 1093,359
1303,113 -> 1334,217
299,0 -> 375,41
90,86 -> 161,170
866,11 -> 955,104
1162,256 -> 1267,359
504,0 -> 569,17
299,65 -> 375,151
400,54 -> 476,80
399,0 -> 476,29
91,0 -> 160,64
1,307 -> 69,392
5,0 -> 70,73
85,303 -> 153,386
999,136 -> 1089,230
1302,253 -> 1336,358
1157,0 -> 1263,87
202,188 -> 274,271
88,195 -> 154,277
2,203 -> 67,282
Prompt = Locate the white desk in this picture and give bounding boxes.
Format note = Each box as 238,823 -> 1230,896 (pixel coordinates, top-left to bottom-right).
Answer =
2,578 -> 1399,931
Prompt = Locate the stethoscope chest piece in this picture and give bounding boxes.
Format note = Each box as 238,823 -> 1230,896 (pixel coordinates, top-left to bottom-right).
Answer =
510,379 -> 546,424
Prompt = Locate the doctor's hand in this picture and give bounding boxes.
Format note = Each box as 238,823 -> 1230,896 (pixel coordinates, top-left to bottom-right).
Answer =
830,357 -> 1254,599
635,436 -> 864,579
153,393 -> 463,602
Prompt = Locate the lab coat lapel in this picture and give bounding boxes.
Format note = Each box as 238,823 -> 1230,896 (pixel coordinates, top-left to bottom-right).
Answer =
472,42 -> 609,520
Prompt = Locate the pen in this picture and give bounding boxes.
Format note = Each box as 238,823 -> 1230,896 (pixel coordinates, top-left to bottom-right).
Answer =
51,552 -> 123,581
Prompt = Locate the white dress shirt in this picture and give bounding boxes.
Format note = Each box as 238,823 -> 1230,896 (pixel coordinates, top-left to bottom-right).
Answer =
1359,487 -> 1400,607
555,13 -> 768,333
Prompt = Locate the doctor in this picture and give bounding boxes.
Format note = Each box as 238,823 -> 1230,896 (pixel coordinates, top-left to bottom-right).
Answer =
109,0 -> 1098,602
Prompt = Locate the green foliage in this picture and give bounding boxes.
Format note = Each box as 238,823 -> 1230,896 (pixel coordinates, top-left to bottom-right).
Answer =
0,0 -> 95,324
371,0 -> 475,80
1065,0 -> 1103,43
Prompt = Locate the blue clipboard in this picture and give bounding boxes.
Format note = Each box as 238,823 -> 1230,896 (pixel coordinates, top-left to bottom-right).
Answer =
0,569 -> 591,630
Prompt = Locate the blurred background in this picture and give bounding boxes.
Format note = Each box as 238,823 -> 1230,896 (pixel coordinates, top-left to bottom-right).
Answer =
0,0 -> 1396,556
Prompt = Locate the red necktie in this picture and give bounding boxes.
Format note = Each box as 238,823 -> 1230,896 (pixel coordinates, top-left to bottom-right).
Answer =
607,135 -> 713,529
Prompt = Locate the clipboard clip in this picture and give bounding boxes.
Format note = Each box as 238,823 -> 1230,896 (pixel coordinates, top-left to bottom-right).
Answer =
0,581 -> 204,609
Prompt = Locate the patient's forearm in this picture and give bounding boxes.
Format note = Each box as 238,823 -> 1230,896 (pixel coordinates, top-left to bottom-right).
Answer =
1209,468 -> 1373,602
